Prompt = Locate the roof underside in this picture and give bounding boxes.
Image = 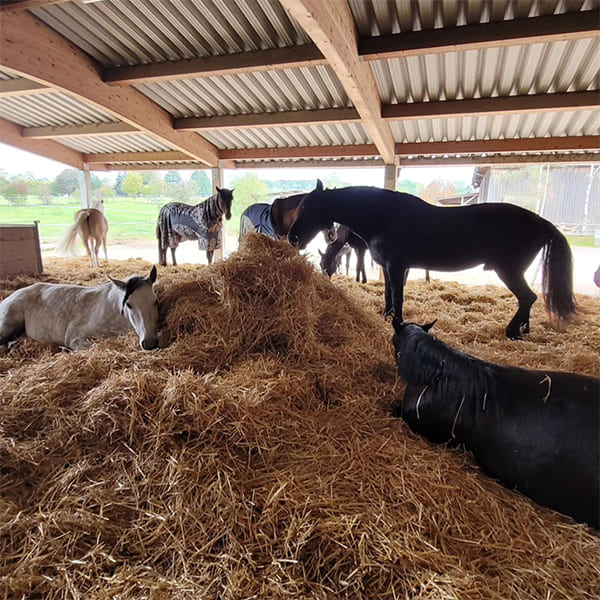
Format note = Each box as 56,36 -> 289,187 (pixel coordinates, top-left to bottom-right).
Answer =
0,0 -> 598,172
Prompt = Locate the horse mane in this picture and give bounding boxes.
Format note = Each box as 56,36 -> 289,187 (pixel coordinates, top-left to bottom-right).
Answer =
396,325 -> 498,405
121,275 -> 150,307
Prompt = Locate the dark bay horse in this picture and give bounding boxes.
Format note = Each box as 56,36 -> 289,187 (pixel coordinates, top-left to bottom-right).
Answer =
157,187 -> 233,266
288,180 -> 576,339
239,193 -> 306,243
56,206 -> 108,267
392,319 -> 599,528
319,225 -> 368,283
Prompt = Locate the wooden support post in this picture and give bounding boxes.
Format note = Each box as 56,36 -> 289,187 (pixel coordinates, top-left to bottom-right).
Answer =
380,164 -> 397,280
80,165 -> 92,208
212,167 -> 224,261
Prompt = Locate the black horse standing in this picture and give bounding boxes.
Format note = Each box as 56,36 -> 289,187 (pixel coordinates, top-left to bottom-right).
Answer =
288,180 -> 576,339
157,187 -> 233,266
392,319 -> 599,528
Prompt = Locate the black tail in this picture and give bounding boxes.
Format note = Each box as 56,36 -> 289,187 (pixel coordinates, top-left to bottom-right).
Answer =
542,229 -> 576,321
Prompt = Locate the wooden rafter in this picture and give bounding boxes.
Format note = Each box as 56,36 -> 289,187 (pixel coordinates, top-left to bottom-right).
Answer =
280,0 -> 395,164
0,9 -> 219,166
0,117 -> 83,168
398,154 -> 600,167
0,0 -> 69,11
360,9 -> 600,60
175,107 -> 360,131
395,137 -> 600,156
84,150 -> 190,164
22,122 -> 139,139
104,45 -> 326,85
0,78 -> 49,96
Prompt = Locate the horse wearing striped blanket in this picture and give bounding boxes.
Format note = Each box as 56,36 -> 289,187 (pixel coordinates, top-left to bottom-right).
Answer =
157,187 -> 234,266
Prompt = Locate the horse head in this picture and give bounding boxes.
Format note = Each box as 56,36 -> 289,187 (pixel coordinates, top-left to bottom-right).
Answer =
216,186 -> 234,220
108,266 -> 159,350
288,180 -> 333,249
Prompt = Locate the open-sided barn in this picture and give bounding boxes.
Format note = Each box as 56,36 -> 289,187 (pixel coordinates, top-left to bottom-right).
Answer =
0,1 -> 599,598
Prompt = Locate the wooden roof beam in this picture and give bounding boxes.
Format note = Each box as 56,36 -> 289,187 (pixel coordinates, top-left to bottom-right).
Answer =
175,107 -> 360,131
280,0 -> 395,164
221,145 -> 379,160
84,150 -> 190,164
396,136 -> 600,156
0,78 -> 49,97
0,117 -> 84,168
104,45 -> 326,85
0,9 -> 219,166
398,154 -> 600,166
360,9 -> 600,60
22,122 -> 139,139
384,91 -> 599,120
0,0 -> 69,11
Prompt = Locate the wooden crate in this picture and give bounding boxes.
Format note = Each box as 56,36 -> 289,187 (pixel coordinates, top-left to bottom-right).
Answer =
0,222 -> 44,279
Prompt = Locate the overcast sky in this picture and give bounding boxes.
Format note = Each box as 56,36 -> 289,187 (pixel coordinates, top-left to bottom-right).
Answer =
0,142 -> 474,187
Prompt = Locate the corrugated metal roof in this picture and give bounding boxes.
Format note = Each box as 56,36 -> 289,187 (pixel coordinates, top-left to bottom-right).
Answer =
134,65 -> 349,118
58,134 -> 174,154
390,110 -> 600,144
31,0 -> 312,67
0,0 -> 595,168
0,92 -> 119,127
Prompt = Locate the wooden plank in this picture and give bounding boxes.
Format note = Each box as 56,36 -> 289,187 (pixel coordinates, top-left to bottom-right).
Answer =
0,78 -> 49,96
22,122 -> 139,139
360,10 -> 600,60
175,107 -> 361,131
83,150 -> 191,164
383,92 -> 600,121
104,45 -> 326,85
0,117 -> 84,169
0,9 -> 219,166
280,0 -> 395,164
221,144 -> 380,160
0,0 -> 69,11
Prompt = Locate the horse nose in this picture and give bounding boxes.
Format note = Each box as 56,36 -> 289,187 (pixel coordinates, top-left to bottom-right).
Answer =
142,337 -> 159,350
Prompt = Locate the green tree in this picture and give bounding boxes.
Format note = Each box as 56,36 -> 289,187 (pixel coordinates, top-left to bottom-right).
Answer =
397,179 -> 424,197
114,171 -> 126,196
53,169 -> 80,195
229,173 -> 269,224
164,171 -> 183,186
121,172 -> 144,196
141,172 -> 162,197
421,179 -> 457,204
190,170 -> 212,196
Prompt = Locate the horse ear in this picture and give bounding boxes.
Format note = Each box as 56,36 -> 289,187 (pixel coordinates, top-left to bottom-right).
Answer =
318,249 -> 324,257
316,179 -> 324,192
421,319 -> 437,332
216,186 -> 221,192
148,265 -> 157,284
107,274 -> 126,290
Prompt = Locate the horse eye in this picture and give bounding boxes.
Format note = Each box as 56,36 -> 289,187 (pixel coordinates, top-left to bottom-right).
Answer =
126,302 -> 132,309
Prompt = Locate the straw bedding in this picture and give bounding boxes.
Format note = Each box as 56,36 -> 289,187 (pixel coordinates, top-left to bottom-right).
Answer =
1,235 -> 598,599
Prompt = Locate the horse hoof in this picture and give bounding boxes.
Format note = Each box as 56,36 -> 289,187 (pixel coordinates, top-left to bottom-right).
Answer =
383,308 -> 394,318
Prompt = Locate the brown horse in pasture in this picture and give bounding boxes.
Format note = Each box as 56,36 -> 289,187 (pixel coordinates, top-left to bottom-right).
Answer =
56,206 -> 109,267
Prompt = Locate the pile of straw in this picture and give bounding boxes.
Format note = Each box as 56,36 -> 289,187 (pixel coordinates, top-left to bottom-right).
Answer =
1,235 -> 598,599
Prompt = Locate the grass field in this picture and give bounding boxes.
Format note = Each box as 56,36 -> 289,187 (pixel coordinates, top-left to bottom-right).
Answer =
0,197 -> 161,242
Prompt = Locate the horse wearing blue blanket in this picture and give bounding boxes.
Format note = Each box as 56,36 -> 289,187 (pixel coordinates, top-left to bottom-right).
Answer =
392,319 -> 599,528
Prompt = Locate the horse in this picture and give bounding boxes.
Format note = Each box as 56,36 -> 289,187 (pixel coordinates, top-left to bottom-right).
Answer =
0,266 -> 159,351
391,319 -> 599,528
288,180 -> 576,339
594,264 -> 600,288
318,224 -> 368,283
238,193 -> 307,243
157,187 -> 234,266
55,204 -> 108,267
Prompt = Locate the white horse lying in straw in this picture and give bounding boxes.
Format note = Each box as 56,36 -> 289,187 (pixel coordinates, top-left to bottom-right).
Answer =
0,266 -> 159,351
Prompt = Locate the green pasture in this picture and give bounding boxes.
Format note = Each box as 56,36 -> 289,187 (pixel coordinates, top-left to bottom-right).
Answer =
0,197 -> 161,242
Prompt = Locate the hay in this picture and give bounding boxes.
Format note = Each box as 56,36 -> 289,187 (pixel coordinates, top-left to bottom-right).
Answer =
1,234 -> 598,599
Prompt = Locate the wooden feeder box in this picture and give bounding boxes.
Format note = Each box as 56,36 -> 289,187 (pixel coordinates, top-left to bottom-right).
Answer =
0,222 -> 44,279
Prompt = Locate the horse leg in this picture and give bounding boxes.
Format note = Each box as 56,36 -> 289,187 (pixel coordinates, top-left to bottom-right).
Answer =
384,262 -> 407,320
92,238 -> 100,267
356,247 -> 367,283
170,247 -> 177,266
83,236 -> 93,267
102,235 -> 108,262
496,268 -> 537,339
207,251 -> 214,265
345,253 -> 350,276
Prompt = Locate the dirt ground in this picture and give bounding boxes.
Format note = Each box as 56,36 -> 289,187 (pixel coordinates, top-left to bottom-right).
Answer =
41,231 -> 600,296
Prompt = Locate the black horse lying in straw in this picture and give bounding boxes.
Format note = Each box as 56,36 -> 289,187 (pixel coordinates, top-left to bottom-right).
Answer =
288,180 -> 576,339
157,187 -> 234,266
391,319 -> 599,528
239,193 -> 307,243
319,224 -> 368,283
